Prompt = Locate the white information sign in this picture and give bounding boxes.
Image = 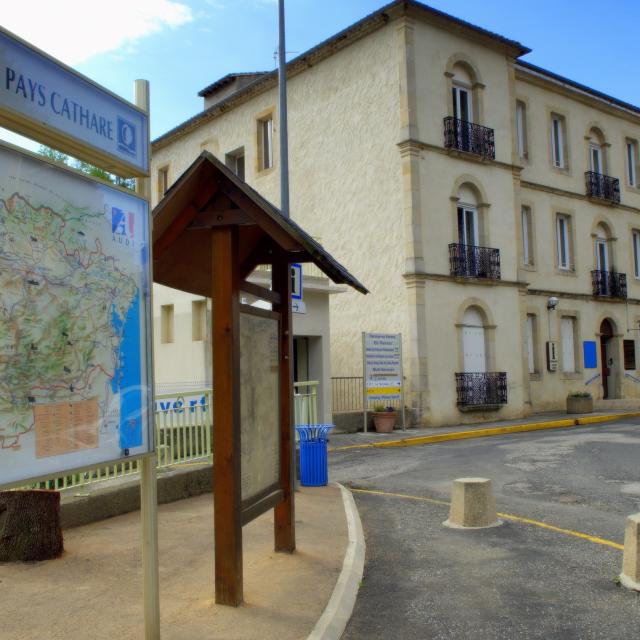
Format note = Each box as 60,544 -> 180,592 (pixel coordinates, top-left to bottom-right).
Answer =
363,333 -> 402,400
0,145 -> 153,487
0,28 -> 149,176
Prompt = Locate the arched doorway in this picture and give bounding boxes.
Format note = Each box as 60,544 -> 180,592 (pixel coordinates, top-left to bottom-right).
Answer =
600,319 -> 614,398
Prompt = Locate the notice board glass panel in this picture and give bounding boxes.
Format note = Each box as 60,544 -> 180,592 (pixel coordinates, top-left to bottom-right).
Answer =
0,144 -> 153,488
239,309 -> 280,503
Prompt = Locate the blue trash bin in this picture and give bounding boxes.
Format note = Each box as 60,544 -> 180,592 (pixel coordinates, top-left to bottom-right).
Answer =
296,424 -> 334,487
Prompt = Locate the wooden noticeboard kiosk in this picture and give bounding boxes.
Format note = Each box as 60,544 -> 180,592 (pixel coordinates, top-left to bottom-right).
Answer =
152,152 -> 366,606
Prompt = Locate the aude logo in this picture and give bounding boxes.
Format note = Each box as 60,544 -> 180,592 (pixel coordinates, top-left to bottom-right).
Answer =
112,207 -> 135,247
117,117 -> 137,156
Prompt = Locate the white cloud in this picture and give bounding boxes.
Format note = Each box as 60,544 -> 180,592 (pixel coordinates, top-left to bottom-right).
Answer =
3,0 -> 193,65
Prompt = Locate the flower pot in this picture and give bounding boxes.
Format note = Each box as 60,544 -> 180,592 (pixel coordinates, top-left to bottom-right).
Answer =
566,396 -> 593,414
372,411 -> 397,433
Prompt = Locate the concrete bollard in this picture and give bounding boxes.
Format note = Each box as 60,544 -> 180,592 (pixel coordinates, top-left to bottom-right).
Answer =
620,513 -> 640,590
443,477 -> 502,529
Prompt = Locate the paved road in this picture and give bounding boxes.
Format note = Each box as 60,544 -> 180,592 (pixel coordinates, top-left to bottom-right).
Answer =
332,419 -> 640,639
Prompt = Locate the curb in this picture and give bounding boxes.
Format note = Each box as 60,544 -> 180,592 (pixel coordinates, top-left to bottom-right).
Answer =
330,411 -> 640,452
308,483 -> 365,640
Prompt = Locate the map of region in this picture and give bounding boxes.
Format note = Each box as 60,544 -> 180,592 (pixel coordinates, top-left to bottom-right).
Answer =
0,146 -> 151,486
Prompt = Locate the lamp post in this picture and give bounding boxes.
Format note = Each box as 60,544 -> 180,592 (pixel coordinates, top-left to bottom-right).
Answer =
278,0 -> 290,219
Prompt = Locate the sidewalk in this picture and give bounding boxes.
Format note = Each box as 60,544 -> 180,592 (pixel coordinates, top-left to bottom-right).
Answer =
1,485 -> 353,640
329,408 -> 640,451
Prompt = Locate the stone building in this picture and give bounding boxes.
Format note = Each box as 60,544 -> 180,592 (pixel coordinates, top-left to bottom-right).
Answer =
151,0 -> 640,426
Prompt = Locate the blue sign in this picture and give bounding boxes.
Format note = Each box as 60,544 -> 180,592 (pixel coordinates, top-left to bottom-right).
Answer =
583,341 -> 598,369
291,263 -> 303,300
0,27 -> 149,176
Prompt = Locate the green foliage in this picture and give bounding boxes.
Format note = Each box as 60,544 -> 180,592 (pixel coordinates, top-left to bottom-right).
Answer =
38,146 -> 135,190
372,404 -> 396,412
38,145 -> 69,165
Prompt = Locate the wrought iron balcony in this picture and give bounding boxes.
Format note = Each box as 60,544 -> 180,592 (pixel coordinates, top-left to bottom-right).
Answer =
591,270 -> 627,299
585,171 -> 620,203
449,243 -> 501,280
443,117 -> 495,160
456,372 -> 507,408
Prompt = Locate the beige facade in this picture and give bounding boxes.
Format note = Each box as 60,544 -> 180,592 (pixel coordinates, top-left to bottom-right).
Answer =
152,271 -> 340,423
151,1 -> 640,425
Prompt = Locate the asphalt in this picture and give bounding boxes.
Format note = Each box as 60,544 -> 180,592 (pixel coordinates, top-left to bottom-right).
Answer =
331,417 -> 640,639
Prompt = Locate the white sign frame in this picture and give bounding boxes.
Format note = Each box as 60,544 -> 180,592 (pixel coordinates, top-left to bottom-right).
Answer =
0,27 -> 149,177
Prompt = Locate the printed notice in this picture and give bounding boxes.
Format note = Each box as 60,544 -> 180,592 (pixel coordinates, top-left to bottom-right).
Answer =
363,333 -> 403,400
35,399 -> 100,458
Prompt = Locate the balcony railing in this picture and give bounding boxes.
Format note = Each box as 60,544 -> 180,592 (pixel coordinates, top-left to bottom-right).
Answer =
591,270 -> 627,299
449,243 -> 501,280
585,171 -> 620,203
455,372 -> 507,408
444,117 -> 495,160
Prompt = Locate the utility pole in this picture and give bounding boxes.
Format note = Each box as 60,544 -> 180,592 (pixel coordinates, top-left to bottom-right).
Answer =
278,0 -> 290,219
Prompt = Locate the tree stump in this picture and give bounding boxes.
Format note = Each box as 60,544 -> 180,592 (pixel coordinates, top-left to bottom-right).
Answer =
0,490 -> 64,562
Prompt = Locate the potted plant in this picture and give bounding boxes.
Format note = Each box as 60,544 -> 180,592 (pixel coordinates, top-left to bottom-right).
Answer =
566,391 -> 593,414
371,405 -> 398,433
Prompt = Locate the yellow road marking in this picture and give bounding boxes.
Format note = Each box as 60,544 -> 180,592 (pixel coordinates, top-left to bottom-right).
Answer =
351,487 -> 624,551
329,411 -> 640,452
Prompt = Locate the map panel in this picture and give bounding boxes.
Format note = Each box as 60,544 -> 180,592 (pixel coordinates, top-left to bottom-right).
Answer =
239,310 -> 280,503
0,145 -> 152,486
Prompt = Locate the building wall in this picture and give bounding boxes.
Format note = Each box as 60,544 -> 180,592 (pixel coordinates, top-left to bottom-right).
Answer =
151,8 -> 640,426
152,24 -> 407,381
153,285 -> 209,395
513,71 -> 640,408
152,282 -> 337,422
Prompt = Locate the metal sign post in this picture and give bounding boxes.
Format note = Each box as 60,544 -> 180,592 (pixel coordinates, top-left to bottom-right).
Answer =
135,79 -> 160,640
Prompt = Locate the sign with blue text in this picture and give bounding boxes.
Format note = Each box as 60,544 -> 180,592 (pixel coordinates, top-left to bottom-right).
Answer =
0,27 -> 149,176
363,333 -> 402,401
0,145 -> 153,487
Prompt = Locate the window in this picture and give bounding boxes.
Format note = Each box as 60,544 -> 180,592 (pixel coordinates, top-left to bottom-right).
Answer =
258,116 -> 273,170
516,101 -> 527,158
589,143 -> 602,174
521,206 -> 533,266
157,166 -> 169,199
191,300 -> 207,342
556,214 -> 571,270
627,139 -> 639,187
225,148 -> 245,181
551,115 -> 566,168
560,317 -> 576,373
526,314 -> 538,374
160,304 -> 174,344
594,225 -> 609,273
633,230 -> 640,278
624,340 -> 636,370
457,205 -> 478,246
453,85 -> 472,122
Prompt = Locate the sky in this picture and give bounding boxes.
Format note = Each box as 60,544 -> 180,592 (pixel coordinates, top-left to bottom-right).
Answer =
3,0 -> 640,147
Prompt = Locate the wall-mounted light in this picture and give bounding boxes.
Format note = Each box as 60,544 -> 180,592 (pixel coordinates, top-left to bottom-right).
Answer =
547,296 -> 559,310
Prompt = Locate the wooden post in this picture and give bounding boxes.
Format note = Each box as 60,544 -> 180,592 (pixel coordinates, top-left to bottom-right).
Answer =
272,256 -> 296,552
212,226 -> 243,606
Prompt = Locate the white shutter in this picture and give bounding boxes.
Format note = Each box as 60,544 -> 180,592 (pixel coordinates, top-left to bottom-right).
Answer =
527,315 -> 535,374
463,326 -> 486,373
561,317 -> 575,373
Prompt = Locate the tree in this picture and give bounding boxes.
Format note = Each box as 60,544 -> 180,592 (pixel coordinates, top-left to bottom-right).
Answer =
38,146 -> 135,191
0,490 -> 64,561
